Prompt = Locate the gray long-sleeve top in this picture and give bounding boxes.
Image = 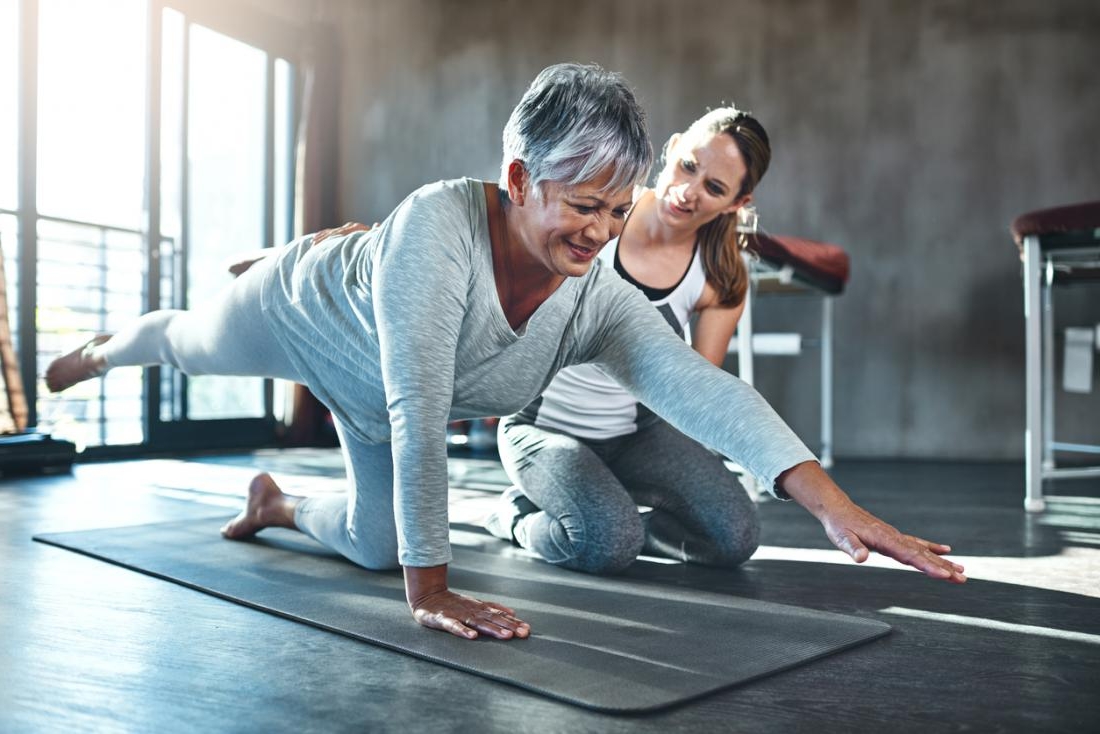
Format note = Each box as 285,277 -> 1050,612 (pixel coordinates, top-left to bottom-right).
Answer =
260,178 -> 816,567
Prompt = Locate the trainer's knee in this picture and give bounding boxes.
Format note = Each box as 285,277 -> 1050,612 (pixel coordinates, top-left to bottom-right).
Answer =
711,509 -> 761,568
561,511 -> 645,575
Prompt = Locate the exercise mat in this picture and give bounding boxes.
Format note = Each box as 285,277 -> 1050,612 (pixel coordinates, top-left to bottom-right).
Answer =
35,518 -> 890,712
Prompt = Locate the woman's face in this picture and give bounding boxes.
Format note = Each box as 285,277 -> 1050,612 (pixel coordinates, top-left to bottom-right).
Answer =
511,166 -> 634,279
653,130 -> 749,231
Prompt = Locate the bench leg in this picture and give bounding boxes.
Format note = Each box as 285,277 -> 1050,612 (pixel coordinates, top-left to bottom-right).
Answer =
1023,235 -> 1045,512
820,296 -> 834,469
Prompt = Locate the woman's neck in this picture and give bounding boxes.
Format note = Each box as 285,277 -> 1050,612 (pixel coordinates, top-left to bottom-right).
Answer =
626,189 -> 698,253
490,186 -> 564,330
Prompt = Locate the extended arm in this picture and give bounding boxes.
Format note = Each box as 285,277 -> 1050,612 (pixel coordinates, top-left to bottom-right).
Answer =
595,286 -> 965,583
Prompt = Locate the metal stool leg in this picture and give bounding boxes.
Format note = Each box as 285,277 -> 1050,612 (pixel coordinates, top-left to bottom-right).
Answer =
1023,234 -> 1045,512
736,252 -> 761,499
1041,257 -> 1055,472
737,252 -> 755,388
820,296 -> 834,469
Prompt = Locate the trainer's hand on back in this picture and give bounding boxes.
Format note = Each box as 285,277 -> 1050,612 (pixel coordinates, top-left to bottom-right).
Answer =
312,221 -> 375,245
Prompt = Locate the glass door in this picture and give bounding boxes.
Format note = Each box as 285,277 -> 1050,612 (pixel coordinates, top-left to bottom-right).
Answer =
148,3 -> 298,447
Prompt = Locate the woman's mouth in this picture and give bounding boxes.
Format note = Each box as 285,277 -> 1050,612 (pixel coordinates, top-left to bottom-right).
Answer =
565,240 -> 598,261
667,200 -> 692,217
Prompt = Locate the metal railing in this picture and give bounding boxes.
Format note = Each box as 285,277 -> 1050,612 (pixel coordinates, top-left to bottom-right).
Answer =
32,214 -> 175,449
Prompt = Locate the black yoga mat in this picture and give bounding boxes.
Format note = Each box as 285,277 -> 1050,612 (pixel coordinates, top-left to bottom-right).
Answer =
35,518 -> 890,713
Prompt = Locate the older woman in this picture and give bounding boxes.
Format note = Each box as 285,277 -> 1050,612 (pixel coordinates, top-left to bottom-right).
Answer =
47,63 -> 964,643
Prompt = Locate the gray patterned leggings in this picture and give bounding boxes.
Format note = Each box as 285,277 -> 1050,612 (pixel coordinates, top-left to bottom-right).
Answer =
497,416 -> 760,575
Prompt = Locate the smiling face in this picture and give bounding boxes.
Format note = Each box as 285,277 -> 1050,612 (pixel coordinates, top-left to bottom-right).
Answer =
653,130 -> 750,232
507,163 -> 635,279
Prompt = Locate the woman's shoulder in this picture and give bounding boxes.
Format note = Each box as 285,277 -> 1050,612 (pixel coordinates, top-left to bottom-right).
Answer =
402,177 -> 484,212
579,257 -> 650,313
387,178 -> 488,240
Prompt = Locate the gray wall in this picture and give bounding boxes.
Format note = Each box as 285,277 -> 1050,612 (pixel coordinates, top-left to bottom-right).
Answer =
320,0 -> 1099,460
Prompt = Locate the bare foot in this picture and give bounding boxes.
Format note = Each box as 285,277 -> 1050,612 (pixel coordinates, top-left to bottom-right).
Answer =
44,334 -> 113,393
221,473 -> 299,539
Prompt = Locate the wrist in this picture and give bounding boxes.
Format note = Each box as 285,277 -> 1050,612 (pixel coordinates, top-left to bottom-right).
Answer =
776,461 -> 851,520
403,563 -> 449,608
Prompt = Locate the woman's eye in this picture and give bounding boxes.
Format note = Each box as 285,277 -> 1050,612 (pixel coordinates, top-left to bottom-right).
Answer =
612,209 -> 629,220
573,205 -> 596,214
680,159 -> 696,172
706,183 -> 724,196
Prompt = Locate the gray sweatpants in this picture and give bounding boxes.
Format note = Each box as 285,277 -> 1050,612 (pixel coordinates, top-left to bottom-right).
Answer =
497,415 -> 761,575
98,255 -> 402,570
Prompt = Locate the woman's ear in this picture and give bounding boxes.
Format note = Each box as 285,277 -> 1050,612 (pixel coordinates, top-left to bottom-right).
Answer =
505,160 -> 528,206
725,192 -> 753,216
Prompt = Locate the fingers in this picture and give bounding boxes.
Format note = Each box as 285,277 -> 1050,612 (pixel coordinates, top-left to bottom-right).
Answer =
877,532 -> 967,583
833,532 -> 869,564
411,592 -> 531,640
464,608 -> 531,640
909,536 -> 953,555
829,515 -> 966,583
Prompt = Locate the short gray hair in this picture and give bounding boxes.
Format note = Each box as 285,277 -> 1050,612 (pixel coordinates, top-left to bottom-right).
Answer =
500,63 -> 652,195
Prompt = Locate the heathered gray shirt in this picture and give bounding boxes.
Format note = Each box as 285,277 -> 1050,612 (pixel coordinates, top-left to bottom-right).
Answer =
260,178 -> 815,567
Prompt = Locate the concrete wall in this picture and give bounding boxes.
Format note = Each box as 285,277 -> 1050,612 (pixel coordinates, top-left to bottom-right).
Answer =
320,0 -> 1100,460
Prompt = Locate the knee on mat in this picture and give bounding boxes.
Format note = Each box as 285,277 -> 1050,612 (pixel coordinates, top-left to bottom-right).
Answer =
346,535 -> 401,572
566,518 -> 645,575
711,512 -> 761,568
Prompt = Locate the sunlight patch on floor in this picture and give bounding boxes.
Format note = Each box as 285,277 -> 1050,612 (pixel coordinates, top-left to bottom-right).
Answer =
753,544 -> 1100,598
879,606 -> 1100,645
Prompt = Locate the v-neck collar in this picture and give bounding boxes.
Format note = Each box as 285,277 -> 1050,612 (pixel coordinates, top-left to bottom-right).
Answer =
480,181 -> 577,341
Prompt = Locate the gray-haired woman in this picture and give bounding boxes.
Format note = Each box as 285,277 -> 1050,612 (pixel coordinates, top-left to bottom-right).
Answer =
47,63 -> 963,642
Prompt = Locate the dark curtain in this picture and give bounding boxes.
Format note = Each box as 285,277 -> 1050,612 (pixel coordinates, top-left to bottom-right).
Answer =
0,237 -> 28,434
286,24 -> 340,447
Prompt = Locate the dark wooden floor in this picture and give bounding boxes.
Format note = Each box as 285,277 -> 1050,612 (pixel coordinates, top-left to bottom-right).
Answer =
2,452 -> 1098,733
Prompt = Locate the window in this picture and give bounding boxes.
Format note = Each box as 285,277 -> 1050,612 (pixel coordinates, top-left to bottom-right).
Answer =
34,0 -> 147,447
18,0 -> 300,450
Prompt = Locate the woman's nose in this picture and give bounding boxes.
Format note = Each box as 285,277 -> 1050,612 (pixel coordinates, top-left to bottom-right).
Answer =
681,180 -> 700,203
584,212 -> 612,245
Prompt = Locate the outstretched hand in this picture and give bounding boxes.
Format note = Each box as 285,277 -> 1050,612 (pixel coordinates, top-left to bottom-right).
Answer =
405,563 -> 530,640
818,499 -> 966,583
778,461 -> 966,583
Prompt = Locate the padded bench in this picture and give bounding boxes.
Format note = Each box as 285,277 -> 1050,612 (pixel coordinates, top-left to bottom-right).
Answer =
732,232 -> 850,469
1013,200 -> 1100,512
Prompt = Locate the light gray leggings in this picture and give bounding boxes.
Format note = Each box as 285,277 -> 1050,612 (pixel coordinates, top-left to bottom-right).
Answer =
498,416 -> 760,575
98,255 -> 402,570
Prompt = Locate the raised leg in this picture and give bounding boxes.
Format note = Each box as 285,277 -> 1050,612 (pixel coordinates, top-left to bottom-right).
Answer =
44,334 -> 113,392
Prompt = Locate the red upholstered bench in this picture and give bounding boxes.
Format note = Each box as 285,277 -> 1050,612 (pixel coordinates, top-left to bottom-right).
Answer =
746,233 -> 851,295
1015,200 -> 1100,512
729,232 -> 852,471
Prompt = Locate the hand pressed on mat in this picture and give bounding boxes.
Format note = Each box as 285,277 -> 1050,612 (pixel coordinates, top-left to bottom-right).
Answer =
405,564 -> 531,640
778,461 -> 967,584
